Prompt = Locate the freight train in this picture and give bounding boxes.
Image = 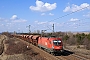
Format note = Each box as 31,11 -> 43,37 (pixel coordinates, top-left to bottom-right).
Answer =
13,34 -> 64,55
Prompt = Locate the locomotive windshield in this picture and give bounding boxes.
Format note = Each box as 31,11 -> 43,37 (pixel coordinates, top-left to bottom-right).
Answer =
53,40 -> 61,46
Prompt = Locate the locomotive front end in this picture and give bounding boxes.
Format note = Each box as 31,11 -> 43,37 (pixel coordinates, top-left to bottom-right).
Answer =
52,40 -> 63,53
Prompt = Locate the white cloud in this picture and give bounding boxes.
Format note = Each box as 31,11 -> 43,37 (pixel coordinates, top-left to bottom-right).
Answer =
0,24 -> 4,26
35,21 -> 47,24
10,15 -> 27,23
11,19 -> 27,23
70,18 -> 79,22
30,0 -> 57,12
0,16 -> 28,32
63,6 -> 70,12
63,3 -> 90,12
34,21 -> 60,27
0,15 -> 27,23
49,13 -> 54,16
41,13 -> 45,16
41,13 -> 54,16
0,17 -> 6,21
10,15 -> 18,20
83,12 -> 90,17
0,17 -> 3,21
0,17 -> 8,22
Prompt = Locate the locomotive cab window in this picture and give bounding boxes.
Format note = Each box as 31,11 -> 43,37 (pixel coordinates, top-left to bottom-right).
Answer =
53,40 -> 61,46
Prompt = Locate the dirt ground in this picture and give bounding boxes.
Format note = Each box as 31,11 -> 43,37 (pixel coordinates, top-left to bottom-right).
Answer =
65,45 -> 90,59
0,35 -> 45,60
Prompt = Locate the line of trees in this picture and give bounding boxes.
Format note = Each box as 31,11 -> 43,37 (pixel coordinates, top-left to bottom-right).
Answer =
62,32 -> 90,50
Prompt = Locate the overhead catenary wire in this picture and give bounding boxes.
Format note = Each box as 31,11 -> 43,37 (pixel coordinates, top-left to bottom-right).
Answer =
49,5 -> 90,22
46,6 -> 90,32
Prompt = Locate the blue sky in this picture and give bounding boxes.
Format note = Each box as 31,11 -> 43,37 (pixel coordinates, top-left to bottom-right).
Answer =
0,0 -> 90,33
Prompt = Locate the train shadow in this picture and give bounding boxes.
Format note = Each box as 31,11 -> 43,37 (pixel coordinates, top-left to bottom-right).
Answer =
55,50 -> 74,56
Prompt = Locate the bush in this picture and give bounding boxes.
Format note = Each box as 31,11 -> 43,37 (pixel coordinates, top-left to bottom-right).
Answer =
2,32 -> 13,38
77,45 -> 80,48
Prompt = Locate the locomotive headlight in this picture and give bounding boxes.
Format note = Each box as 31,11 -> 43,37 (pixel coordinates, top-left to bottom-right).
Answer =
53,40 -> 61,46
53,40 -> 57,42
58,40 -> 61,43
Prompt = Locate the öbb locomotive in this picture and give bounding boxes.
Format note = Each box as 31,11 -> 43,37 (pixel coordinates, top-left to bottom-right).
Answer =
14,34 -> 64,55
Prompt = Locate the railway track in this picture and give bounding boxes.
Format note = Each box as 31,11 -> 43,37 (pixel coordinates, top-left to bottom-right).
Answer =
55,50 -> 90,60
56,54 -> 89,60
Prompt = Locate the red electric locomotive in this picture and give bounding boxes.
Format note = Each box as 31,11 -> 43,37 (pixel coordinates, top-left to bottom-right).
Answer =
38,36 -> 63,55
14,34 -> 64,55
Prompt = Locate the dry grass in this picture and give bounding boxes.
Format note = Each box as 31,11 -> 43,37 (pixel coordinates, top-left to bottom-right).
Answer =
5,38 -> 28,55
3,37 -> 45,60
